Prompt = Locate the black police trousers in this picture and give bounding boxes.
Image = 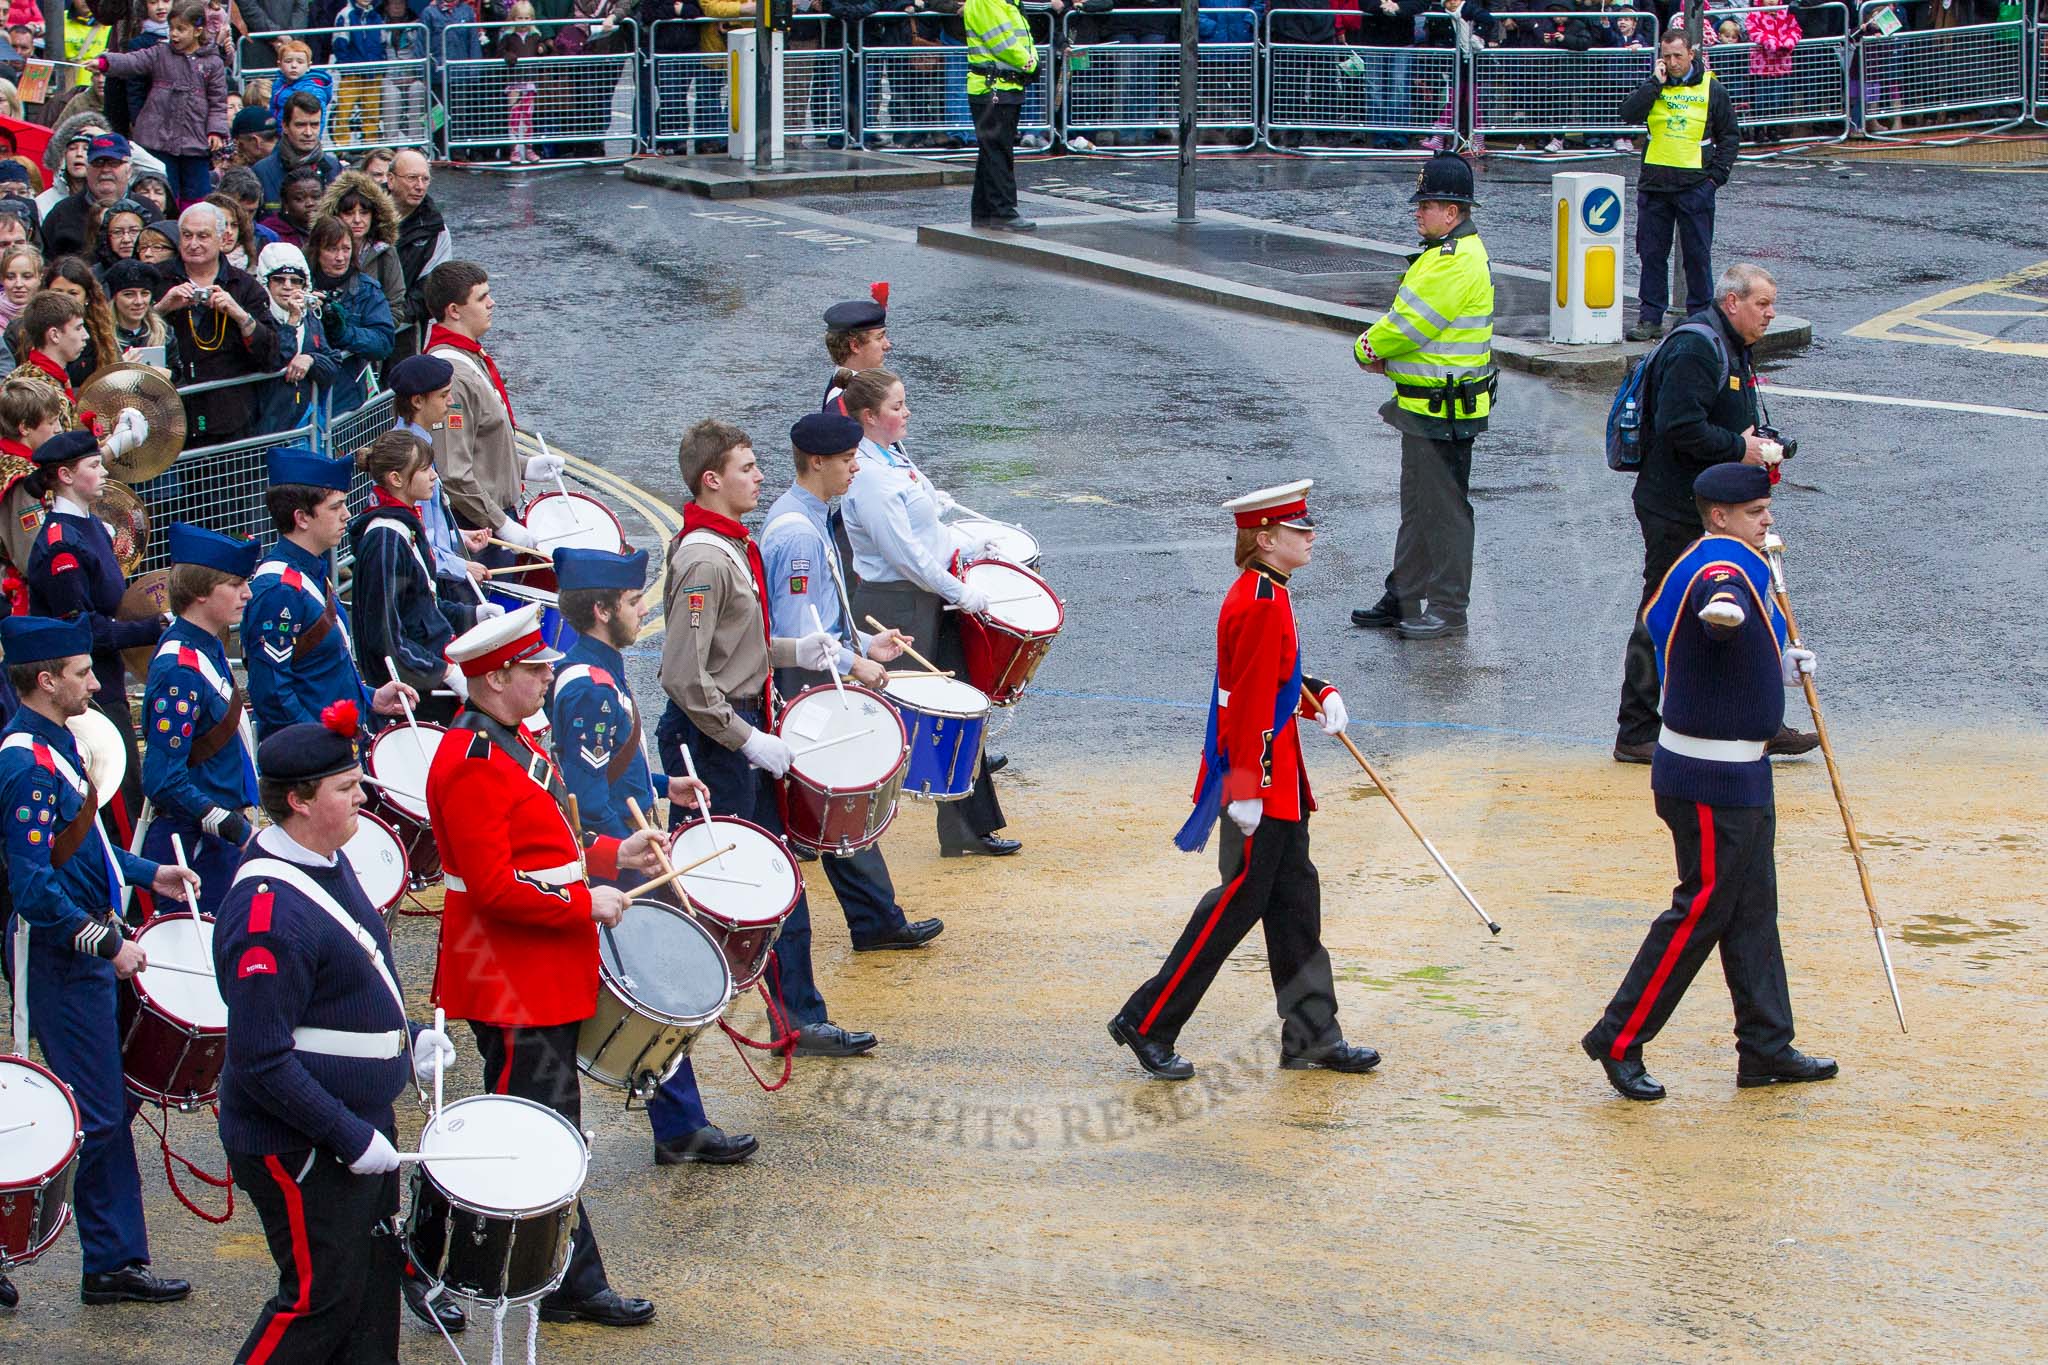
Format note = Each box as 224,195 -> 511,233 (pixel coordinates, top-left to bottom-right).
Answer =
969,94 -> 1022,223
1615,505 -> 1703,745
1383,433 -> 1474,619
230,1149 -> 402,1364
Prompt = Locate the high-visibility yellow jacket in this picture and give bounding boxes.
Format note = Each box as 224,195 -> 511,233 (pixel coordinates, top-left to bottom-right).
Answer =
964,0 -> 1036,98
1355,217 -> 1495,436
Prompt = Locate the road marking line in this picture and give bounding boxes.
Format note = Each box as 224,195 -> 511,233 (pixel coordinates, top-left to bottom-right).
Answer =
1848,259 -> 2048,358
1765,385 -> 2048,421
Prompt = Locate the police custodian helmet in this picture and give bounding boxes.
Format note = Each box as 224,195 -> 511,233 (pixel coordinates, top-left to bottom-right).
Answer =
1409,151 -> 1478,207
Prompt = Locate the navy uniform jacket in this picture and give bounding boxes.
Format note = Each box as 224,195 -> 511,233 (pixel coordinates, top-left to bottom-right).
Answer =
546,633 -> 654,840
213,826 -> 415,1158
0,706 -> 158,957
1645,534 -> 1788,809
140,619 -> 258,844
345,495 -> 479,692
245,537 -> 375,740
26,497 -> 163,700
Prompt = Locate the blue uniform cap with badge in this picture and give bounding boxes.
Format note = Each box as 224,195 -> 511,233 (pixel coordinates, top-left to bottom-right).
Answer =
266,445 -> 354,491
256,708 -> 362,785
552,546 -> 648,593
168,522 -> 262,578
791,411 -> 864,456
1,613 -> 93,664
823,298 -> 886,331
387,354 -> 454,399
32,429 -> 100,468
1693,462 -> 1771,505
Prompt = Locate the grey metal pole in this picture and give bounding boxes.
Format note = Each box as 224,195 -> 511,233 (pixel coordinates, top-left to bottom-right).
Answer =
1674,0 -> 1702,318
755,6 -> 773,169
1176,0 -> 1197,223
40,0 -> 67,93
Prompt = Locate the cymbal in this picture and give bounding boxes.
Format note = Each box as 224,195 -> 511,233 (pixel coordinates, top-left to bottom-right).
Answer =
67,705 -> 128,808
96,479 -> 149,576
118,567 -> 170,680
76,363 -> 185,485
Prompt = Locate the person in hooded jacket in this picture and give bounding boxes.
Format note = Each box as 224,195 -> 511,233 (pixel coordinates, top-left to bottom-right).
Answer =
304,213 -> 393,418
252,240 -> 335,435
313,167 -> 406,337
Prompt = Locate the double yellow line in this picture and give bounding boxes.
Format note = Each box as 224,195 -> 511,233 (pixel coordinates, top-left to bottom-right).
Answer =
513,432 -> 685,641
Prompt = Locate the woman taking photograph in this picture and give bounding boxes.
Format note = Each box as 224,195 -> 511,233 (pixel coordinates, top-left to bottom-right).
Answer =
305,214 -> 395,418
105,257 -> 176,367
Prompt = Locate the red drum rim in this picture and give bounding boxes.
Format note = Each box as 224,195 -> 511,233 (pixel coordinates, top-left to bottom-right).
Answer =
664,815 -> 802,928
0,1053 -> 83,1183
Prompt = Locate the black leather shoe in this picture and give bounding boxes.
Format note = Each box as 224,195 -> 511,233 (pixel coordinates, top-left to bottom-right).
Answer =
81,1264 -> 191,1305
792,844 -> 819,863
654,1125 -> 759,1166
1,1271 -> 17,1309
1737,1048 -> 1838,1088
1612,738 -> 1656,765
1582,1037 -> 1666,1100
1625,319 -> 1662,342
982,750 -> 1008,776
977,214 -> 1037,232
792,1021 -> 879,1057
1765,725 -> 1820,758
538,1288 -> 656,1327
405,1275 -> 468,1333
940,833 -> 1022,858
1107,1014 -> 1194,1080
1351,596 -> 1402,629
1280,1040 -> 1381,1073
1397,610 -> 1467,641
853,917 -> 944,951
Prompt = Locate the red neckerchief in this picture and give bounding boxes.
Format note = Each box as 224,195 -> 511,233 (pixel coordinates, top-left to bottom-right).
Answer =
370,486 -> 411,510
682,501 -> 774,715
27,350 -> 73,401
425,324 -> 514,426
0,437 -> 30,460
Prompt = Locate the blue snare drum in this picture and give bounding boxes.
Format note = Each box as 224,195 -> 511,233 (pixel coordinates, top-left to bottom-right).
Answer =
487,581 -> 571,651
884,674 -> 991,802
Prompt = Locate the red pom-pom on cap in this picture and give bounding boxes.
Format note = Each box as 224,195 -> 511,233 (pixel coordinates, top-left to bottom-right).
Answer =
321,700 -> 359,737
870,282 -> 889,308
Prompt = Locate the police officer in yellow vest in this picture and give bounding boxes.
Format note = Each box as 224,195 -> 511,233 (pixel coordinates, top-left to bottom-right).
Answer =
964,0 -> 1058,231
1619,29 -> 1739,342
1350,152 -> 1494,642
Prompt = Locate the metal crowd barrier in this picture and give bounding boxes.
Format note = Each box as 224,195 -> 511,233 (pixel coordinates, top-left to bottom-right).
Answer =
647,16 -> 846,149
1264,12 -> 1459,152
1702,6 -> 1853,142
1854,0 -> 2031,133
236,25 -> 435,154
857,13 -> 1052,145
440,18 -> 641,163
1063,12 -> 1260,152
1469,15 -> 1659,144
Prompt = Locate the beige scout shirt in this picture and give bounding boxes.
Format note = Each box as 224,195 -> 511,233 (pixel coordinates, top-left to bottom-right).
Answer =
659,528 -> 799,751
428,344 -> 520,531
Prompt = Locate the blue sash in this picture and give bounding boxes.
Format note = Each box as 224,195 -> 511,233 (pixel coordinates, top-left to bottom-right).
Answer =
1174,652 -> 1302,853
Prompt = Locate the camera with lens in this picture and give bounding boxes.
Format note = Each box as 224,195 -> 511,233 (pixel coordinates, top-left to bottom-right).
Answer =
190,285 -> 213,304
1756,424 -> 1796,460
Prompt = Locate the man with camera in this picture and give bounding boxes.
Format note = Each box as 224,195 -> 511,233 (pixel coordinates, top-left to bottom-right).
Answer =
1614,262 -> 1814,764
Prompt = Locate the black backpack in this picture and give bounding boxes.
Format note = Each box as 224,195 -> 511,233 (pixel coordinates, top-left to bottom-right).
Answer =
1606,322 -> 1728,472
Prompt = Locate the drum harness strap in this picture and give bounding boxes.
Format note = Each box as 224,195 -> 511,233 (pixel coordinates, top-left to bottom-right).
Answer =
255,561 -> 347,663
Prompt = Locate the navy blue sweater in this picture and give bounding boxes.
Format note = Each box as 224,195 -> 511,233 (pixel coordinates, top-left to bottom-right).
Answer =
1645,535 -> 1786,808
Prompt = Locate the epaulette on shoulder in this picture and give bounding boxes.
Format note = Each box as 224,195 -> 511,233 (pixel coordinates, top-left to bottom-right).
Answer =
1254,576 -> 1276,600
464,732 -> 493,760
1440,239 -> 1458,255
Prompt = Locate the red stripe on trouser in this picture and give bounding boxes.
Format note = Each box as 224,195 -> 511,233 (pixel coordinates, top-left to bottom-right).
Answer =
1611,802 -> 1716,1060
1139,831 -> 1257,1036
494,1030 -> 514,1095
246,1155 -> 314,1365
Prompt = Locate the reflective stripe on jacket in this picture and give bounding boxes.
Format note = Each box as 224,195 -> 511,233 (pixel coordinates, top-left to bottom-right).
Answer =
965,0 -> 1036,95
1357,221 -> 1496,424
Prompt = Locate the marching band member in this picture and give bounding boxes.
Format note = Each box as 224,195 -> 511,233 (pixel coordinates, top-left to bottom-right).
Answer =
547,544 -> 756,1167
388,353 -> 492,584
211,712 -> 458,1363
1580,463 -> 1836,1102
0,379 -> 67,618
654,418 -> 881,1058
837,369 -> 1020,859
0,614 -> 199,1309
4,290 -> 90,429
137,524 -> 261,919
347,430 -> 493,724
821,287 -> 891,412
244,446 -> 416,741
759,411 -> 941,952
26,424 -> 160,860
428,605 -> 667,1327
1108,482 -> 1380,1081
421,260 -> 565,559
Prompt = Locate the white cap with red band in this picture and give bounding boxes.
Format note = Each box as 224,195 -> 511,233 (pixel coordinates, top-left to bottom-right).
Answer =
1222,479 -> 1316,530
445,603 -> 564,677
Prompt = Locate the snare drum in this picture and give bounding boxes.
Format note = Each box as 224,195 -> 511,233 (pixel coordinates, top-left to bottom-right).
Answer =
951,517 -> 1041,571
0,1055 -> 81,1270
403,1095 -> 588,1308
956,560 -> 1065,706
776,684 -> 907,853
579,901 -> 733,1095
520,492 -> 625,598
342,810 -> 411,934
666,817 -> 799,991
367,723 -> 450,886
884,674 -> 990,802
118,914 -> 226,1110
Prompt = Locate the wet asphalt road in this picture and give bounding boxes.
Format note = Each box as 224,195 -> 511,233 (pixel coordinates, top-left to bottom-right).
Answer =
439,152 -> 2044,768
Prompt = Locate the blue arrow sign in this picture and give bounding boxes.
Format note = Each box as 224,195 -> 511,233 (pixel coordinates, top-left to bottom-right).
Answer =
1582,187 -> 1620,235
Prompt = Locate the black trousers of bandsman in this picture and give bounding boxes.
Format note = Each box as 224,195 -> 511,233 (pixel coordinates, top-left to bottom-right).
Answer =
229,1148 -> 402,1364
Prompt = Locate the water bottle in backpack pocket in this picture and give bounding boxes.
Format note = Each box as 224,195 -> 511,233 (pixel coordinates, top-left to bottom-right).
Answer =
1604,322 -> 1728,472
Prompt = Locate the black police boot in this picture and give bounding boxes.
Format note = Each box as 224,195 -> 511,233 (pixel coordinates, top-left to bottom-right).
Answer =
1351,595 -> 1402,629
1737,1048 -> 1838,1088
1397,609 -> 1468,641
405,1275 -> 468,1333
1107,1014 -> 1194,1080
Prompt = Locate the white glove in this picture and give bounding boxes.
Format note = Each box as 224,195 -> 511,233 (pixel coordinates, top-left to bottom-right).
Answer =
523,452 -> 566,483
444,666 -> 469,701
955,584 -> 990,616
495,516 -> 538,549
795,629 -> 838,673
1315,690 -> 1348,736
1698,598 -> 1747,630
475,602 -> 506,621
1226,798 -> 1262,837
349,1129 -> 400,1175
104,407 -> 149,457
411,1027 -> 457,1087
740,727 -> 794,778
931,487 -> 958,513
1780,646 -> 1816,687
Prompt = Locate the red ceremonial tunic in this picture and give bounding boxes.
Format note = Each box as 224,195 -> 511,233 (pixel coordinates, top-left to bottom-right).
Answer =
427,716 -> 621,1027
1196,561 -> 1330,823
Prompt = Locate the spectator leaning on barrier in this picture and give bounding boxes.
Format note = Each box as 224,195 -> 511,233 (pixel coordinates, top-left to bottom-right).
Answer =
253,90 -> 341,213
386,146 -> 447,362
1351,0 -> 1428,150
41,131 -> 131,259
94,0 -> 230,206
160,198 -> 280,447
1619,28 -> 1737,341
253,240 -> 334,434
305,212 -> 393,417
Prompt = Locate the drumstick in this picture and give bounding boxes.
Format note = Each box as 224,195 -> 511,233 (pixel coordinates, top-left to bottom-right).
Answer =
942,594 -> 1039,611
483,562 -> 555,578
397,1151 -> 517,1163
808,603 -> 848,703
432,1005 -> 445,1117
168,833 -> 211,976
0,1120 -> 34,1137
487,536 -> 553,559
385,658 -> 432,768
789,730 -> 865,760
866,615 -> 944,676
138,958 -> 215,978
619,843 -> 737,901
625,797 -> 676,876
674,746 -> 724,870
885,668 -> 956,679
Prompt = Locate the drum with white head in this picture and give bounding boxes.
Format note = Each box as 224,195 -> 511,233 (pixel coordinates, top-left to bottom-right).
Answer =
0,1055 -> 82,1269
951,517 -> 1041,571
366,722 -> 450,885
119,914 -> 227,1110
579,901 -> 733,1094
665,816 -> 800,991
956,560 -> 1064,706
341,810 -> 411,934
884,673 -> 990,802
776,684 -> 907,853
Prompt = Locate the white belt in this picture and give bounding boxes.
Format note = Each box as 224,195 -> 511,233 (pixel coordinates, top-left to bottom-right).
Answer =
1656,728 -> 1766,763
292,1026 -> 407,1060
442,861 -> 584,894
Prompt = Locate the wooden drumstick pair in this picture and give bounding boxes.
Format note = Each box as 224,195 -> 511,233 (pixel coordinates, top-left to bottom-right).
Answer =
863,616 -> 955,679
